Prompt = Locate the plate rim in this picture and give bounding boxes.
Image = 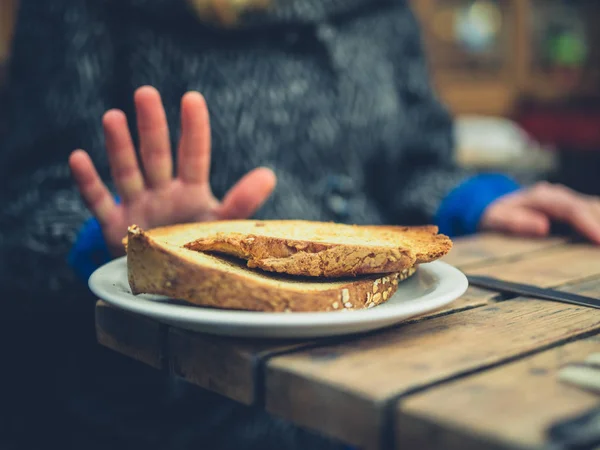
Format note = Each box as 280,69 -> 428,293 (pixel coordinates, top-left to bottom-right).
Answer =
88,257 -> 468,331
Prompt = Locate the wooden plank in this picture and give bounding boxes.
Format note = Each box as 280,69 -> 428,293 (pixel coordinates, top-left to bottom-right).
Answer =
556,272 -> 600,297
96,274 -> 600,410
443,233 -> 567,268
96,300 -> 165,369
95,283 -> 498,404
96,302 -> 307,404
265,299 -> 600,449
412,286 -> 496,320
168,328 -> 303,405
417,233 -> 571,315
95,285 -> 496,406
467,243 -> 600,287
397,337 -> 600,450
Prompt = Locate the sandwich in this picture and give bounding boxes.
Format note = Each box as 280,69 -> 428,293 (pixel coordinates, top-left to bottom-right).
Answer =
125,220 -> 452,312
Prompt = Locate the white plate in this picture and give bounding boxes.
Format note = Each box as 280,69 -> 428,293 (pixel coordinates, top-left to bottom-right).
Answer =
89,257 -> 468,339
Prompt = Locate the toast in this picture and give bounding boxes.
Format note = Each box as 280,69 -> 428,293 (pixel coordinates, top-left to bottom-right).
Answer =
157,220 -> 451,277
126,225 -> 416,312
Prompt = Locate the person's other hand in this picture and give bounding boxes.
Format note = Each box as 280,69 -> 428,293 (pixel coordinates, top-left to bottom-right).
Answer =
480,182 -> 600,244
69,86 -> 276,256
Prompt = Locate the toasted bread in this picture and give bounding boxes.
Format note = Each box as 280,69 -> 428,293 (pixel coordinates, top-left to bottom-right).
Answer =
151,220 -> 451,277
126,225 -> 416,312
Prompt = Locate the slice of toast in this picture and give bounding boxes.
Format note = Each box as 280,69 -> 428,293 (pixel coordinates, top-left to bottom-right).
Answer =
126,225 -> 415,312
157,220 -> 451,277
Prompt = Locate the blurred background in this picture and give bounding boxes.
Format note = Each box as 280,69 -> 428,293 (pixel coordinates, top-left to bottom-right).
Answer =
410,0 -> 600,195
1,0 -> 599,194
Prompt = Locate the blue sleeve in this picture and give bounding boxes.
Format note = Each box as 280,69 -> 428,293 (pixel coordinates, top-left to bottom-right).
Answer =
67,197 -> 120,282
434,173 -> 520,237
67,217 -> 113,282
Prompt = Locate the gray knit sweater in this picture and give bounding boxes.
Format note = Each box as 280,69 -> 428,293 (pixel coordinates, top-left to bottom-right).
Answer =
1,0 -> 465,448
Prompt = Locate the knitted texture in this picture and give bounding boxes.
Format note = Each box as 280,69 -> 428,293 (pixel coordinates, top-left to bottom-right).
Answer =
1,0 -> 466,306
1,0 -> 466,448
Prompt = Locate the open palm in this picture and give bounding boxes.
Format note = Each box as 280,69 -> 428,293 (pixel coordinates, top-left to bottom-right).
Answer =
69,86 -> 276,256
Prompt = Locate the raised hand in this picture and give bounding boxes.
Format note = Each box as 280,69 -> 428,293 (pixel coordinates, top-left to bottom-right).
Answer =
69,86 -> 276,256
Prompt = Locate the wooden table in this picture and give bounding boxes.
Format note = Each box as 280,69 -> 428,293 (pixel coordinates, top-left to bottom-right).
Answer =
95,233 -> 600,450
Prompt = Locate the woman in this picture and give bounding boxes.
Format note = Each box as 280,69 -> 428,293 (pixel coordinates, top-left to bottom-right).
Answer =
2,0 -> 599,448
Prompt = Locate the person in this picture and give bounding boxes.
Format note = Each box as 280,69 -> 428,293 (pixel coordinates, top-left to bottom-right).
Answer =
1,0 -> 599,449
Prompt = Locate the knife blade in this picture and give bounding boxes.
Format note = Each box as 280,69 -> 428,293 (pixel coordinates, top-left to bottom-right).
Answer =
466,275 -> 600,309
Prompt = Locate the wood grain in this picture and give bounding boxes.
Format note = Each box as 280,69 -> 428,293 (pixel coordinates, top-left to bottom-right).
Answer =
94,285 -> 496,407
418,233 -> 569,316
168,328 -> 303,405
412,286 -> 497,320
397,337 -> 600,450
467,243 -> 600,287
94,236 -> 597,449
557,273 -> 600,297
265,299 -> 600,448
442,233 -> 567,268
96,301 -> 165,369
95,302 -> 312,404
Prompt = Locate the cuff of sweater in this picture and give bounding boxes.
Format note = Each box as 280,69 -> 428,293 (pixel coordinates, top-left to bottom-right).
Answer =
68,197 -> 120,282
67,217 -> 112,282
434,173 -> 520,237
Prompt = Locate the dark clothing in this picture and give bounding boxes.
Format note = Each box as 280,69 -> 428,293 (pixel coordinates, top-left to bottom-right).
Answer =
1,0 -> 467,448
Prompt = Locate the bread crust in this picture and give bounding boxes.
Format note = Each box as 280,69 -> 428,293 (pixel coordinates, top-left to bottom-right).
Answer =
127,226 -> 416,312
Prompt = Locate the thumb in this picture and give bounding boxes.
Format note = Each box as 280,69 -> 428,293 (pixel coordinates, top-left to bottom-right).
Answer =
482,205 -> 551,237
217,167 -> 277,220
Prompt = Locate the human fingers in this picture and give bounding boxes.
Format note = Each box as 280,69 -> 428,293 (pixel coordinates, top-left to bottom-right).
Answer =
134,86 -> 173,189
177,91 -> 211,185
102,109 -> 145,202
524,183 -> 600,244
480,202 -> 550,237
69,150 -> 118,226
217,167 -> 277,220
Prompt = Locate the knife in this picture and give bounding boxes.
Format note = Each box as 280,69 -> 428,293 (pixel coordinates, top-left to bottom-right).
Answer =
466,275 -> 600,309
